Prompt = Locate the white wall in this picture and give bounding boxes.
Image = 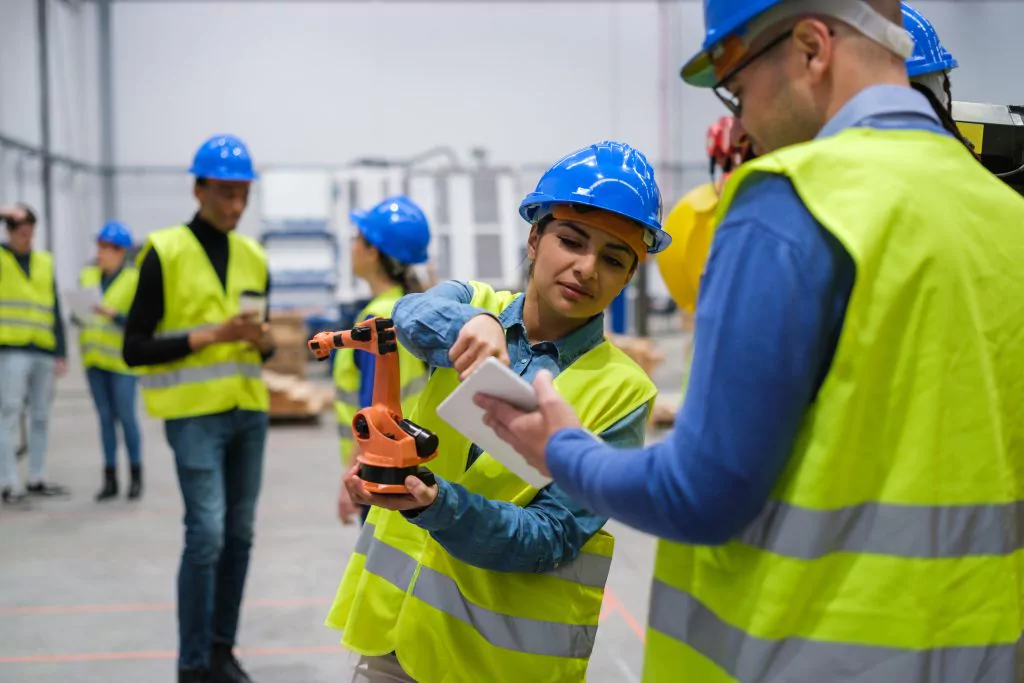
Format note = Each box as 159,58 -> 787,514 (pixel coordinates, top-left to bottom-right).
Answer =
0,0 -> 104,289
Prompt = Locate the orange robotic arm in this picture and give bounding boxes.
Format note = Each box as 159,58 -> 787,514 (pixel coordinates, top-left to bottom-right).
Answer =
309,317 -> 439,494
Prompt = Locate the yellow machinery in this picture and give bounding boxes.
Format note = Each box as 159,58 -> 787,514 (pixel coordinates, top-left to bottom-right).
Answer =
953,100 -> 1024,195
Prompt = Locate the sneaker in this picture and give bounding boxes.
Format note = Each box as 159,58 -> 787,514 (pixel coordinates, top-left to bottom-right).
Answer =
178,668 -> 210,683
25,481 -> 69,497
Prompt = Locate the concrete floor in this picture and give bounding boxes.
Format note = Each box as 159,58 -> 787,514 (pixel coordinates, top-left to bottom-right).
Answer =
0,328 -> 688,683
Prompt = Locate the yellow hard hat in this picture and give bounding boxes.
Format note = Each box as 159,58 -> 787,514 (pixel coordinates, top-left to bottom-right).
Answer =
655,182 -> 720,314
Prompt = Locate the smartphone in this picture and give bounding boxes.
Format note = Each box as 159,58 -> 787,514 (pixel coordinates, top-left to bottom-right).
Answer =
239,291 -> 267,320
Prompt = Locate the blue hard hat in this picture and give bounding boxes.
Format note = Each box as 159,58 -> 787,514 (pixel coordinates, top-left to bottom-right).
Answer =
519,141 -> 670,255
681,0 -> 784,88
902,2 -> 958,78
351,195 -> 431,266
189,134 -> 258,181
96,221 -> 133,249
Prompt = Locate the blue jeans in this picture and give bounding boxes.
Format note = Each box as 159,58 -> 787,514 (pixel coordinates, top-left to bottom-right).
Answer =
85,368 -> 141,468
0,350 -> 55,490
165,409 -> 268,670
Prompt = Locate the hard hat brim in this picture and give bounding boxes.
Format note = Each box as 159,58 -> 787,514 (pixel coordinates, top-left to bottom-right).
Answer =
681,49 -> 718,88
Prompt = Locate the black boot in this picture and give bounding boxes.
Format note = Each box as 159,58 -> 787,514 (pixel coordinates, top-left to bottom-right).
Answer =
210,644 -> 254,683
95,467 -> 118,502
128,464 -> 143,500
178,668 -> 209,683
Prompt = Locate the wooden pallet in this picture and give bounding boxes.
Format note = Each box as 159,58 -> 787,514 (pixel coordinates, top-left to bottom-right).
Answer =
264,370 -> 333,423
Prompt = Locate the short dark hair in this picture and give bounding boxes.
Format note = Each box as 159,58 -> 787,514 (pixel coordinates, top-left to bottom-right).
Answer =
4,203 -> 37,229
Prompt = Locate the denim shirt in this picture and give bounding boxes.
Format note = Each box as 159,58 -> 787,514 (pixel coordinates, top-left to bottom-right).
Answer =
391,280 -> 649,573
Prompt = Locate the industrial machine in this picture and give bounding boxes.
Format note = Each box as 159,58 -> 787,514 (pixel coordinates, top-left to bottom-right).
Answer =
953,100 -> 1024,195
308,317 -> 438,494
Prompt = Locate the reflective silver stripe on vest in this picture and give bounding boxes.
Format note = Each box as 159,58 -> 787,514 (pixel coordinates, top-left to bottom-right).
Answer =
337,374 -> 426,407
413,565 -> 598,660
401,373 -> 428,400
138,361 -> 262,390
355,521 -> 605,659
81,342 -> 122,358
0,317 -> 53,332
545,551 -> 612,589
739,498 -> 1024,560
648,580 -> 1021,683
359,523 -> 418,593
336,387 -> 360,405
0,299 -> 53,314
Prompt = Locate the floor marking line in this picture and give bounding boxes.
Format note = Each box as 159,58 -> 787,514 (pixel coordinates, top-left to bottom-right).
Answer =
0,597 -> 330,616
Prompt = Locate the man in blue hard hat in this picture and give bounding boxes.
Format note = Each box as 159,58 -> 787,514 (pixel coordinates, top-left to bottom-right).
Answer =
123,134 -> 274,683
0,202 -> 69,509
478,0 -> 1024,681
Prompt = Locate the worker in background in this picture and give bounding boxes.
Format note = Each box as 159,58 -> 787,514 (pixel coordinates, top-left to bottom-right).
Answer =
902,1 -> 976,151
74,221 -> 142,502
0,203 -> 69,508
657,117 -> 754,394
334,195 -> 430,526
326,141 -> 666,683
478,0 -> 1024,681
123,134 -> 274,683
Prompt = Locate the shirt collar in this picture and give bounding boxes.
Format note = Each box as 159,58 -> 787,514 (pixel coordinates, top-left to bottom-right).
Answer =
188,213 -> 227,244
817,85 -> 940,140
498,294 -> 607,367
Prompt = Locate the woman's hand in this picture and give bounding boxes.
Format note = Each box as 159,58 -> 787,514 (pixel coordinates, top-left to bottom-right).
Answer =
449,314 -> 510,381
337,473 -> 360,525
344,462 -> 439,512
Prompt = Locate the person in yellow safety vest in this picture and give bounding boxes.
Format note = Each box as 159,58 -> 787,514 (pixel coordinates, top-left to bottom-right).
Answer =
477,1 -> 1024,681
122,134 -> 274,683
0,203 -> 69,508
657,116 -> 755,393
335,195 -> 431,526
74,221 -> 143,502
325,140 -> 671,683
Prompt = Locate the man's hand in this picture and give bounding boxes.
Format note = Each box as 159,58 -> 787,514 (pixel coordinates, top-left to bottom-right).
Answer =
474,370 -> 582,476
449,314 -> 510,381
54,359 -> 67,378
344,463 -> 438,512
0,205 -> 27,222
189,313 -> 265,352
93,305 -> 117,319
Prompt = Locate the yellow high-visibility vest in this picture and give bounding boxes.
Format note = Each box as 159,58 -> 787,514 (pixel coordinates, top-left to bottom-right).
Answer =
78,265 -> 138,373
134,225 -> 269,419
327,281 -> 657,682
333,286 -> 427,464
0,248 -> 56,351
644,127 -> 1024,682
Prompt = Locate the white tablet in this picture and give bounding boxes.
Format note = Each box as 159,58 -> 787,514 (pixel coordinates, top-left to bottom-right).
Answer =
436,357 -> 553,488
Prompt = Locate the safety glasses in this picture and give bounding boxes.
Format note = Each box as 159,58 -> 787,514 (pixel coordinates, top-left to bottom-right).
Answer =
712,29 -> 794,117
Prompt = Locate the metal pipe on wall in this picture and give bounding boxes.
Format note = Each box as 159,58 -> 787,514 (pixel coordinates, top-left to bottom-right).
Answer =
98,0 -> 117,220
36,0 -> 55,251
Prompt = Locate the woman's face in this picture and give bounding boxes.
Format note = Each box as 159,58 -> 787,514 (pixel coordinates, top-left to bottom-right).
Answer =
350,233 -> 378,280
528,218 -> 637,320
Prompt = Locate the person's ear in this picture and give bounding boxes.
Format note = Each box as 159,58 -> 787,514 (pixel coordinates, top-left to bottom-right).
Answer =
526,224 -> 541,262
792,18 -> 833,82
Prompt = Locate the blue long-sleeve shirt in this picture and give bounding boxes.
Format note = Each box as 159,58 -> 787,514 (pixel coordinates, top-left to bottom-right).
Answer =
392,280 -> 649,572
546,85 -> 951,544
0,244 -> 67,358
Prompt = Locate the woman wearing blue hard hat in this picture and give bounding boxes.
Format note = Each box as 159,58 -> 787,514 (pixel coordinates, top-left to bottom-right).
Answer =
902,2 -> 975,151
75,221 -> 143,502
334,195 -> 432,526
324,141 -> 667,682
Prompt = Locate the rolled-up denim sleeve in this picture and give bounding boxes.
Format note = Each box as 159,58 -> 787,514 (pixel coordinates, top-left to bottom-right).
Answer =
392,280 -> 494,369
405,403 -> 649,573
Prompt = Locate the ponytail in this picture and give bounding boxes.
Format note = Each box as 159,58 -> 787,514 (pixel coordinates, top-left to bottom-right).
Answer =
380,253 -> 428,294
911,81 -> 978,157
